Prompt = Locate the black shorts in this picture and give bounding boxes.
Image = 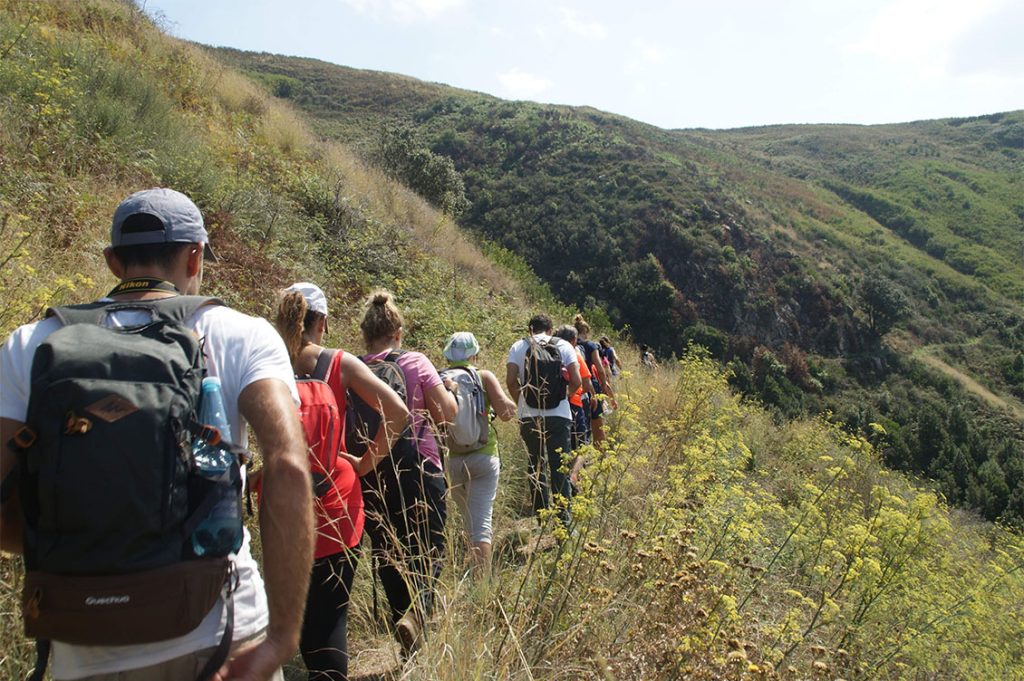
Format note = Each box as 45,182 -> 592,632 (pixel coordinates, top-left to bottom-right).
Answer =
589,378 -> 605,419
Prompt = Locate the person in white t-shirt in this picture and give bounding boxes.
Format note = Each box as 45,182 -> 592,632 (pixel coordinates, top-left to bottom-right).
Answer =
506,313 -> 582,527
0,188 -> 312,681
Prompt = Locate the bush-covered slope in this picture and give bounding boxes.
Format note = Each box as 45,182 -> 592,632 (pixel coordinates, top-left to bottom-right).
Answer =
211,48 -> 1024,525
1,4 -> 1022,680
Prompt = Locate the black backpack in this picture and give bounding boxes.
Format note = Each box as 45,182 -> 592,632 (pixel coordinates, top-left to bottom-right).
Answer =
8,297 -> 239,677
344,351 -> 421,466
522,337 -> 568,410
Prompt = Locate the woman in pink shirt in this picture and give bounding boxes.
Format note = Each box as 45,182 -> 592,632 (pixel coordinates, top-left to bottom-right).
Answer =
359,290 -> 456,653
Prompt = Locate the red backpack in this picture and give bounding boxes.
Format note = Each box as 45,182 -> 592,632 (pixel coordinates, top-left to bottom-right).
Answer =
296,349 -> 342,496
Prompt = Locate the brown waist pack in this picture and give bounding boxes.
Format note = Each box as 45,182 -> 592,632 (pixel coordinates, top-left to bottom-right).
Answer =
23,559 -> 229,646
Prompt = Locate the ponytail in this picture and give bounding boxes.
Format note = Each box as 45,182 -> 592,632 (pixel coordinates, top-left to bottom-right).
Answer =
573,313 -> 591,337
275,290 -> 307,367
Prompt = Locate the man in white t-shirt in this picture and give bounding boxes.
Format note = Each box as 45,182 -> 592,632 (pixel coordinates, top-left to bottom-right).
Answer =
506,313 -> 582,527
0,188 -> 313,680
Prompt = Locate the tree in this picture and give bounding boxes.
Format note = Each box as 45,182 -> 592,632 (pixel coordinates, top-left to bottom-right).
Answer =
860,273 -> 910,337
970,459 -> 1010,520
375,125 -> 470,217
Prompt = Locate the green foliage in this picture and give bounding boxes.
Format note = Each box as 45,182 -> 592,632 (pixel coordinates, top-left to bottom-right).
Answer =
860,273 -> 911,337
374,123 -> 470,217
682,323 -> 729,358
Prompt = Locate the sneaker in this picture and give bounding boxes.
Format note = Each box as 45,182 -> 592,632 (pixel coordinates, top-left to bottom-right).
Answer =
396,612 -> 422,656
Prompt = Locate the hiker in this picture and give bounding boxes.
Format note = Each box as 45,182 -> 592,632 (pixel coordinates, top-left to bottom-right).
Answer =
553,325 -> 598,490
574,314 -> 617,446
506,314 -> 582,527
0,188 -> 312,681
439,332 -> 516,576
274,283 -> 409,681
640,344 -> 657,369
552,325 -> 596,453
599,336 -> 623,377
358,290 -> 456,652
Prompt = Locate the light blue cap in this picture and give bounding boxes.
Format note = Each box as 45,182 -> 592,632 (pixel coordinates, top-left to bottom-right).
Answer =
443,332 -> 480,361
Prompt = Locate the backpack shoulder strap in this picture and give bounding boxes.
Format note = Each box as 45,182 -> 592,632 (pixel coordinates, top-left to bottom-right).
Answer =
312,349 -> 339,381
46,297 -> 223,327
46,301 -> 116,326
448,365 -> 481,384
146,296 -> 224,324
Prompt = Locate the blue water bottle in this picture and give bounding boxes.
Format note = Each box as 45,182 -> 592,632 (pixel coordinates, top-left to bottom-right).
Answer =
191,377 -> 243,557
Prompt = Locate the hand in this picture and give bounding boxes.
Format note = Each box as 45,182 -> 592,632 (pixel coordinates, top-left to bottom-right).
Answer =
341,451 -> 373,477
212,635 -> 291,681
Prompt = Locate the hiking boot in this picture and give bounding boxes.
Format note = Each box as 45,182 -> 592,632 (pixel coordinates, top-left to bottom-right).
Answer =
396,612 -> 422,656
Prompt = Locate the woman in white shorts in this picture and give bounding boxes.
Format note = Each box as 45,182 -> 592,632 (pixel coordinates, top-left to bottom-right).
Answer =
440,332 -> 516,576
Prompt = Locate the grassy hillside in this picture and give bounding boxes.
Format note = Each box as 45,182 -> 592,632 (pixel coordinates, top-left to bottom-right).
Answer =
210,48 -> 1024,526
1,3 -> 1023,680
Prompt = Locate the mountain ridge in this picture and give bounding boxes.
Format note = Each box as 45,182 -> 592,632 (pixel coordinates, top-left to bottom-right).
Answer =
210,45 -> 1024,525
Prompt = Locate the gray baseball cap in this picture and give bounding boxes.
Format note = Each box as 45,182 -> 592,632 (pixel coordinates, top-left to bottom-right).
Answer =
111,188 -> 216,260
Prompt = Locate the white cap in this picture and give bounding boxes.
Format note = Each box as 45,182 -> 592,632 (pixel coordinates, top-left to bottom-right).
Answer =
284,282 -> 328,316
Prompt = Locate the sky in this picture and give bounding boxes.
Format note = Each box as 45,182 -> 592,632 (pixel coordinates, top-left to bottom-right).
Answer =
144,0 -> 1024,130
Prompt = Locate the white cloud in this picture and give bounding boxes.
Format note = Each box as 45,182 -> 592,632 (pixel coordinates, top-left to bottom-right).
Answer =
341,0 -> 465,23
846,0 -> 1007,78
623,39 -> 669,74
559,7 -> 608,40
497,68 -> 553,99
637,45 -> 666,64
947,0 -> 1024,81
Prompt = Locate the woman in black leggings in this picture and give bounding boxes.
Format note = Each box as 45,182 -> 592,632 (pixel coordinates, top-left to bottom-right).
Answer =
275,283 -> 409,679
301,553 -> 358,679
357,289 -> 457,654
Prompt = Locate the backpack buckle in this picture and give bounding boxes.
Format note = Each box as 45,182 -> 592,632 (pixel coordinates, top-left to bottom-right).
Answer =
63,413 -> 93,436
25,587 -> 41,620
11,426 -> 37,450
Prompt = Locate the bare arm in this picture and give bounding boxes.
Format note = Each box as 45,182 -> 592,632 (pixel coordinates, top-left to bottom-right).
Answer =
566,359 -> 582,398
224,378 -> 313,678
480,369 -> 517,421
579,358 -> 597,397
506,362 -> 521,405
339,352 -> 409,477
0,418 -> 23,554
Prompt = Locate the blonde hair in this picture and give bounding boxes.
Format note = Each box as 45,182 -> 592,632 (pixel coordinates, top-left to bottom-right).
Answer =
360,289 -> 404,346
573,313 -> 591,337
274,289 -> 325,366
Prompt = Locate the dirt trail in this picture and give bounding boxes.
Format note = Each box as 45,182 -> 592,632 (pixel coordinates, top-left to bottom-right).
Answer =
914,348 -> 1024,420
